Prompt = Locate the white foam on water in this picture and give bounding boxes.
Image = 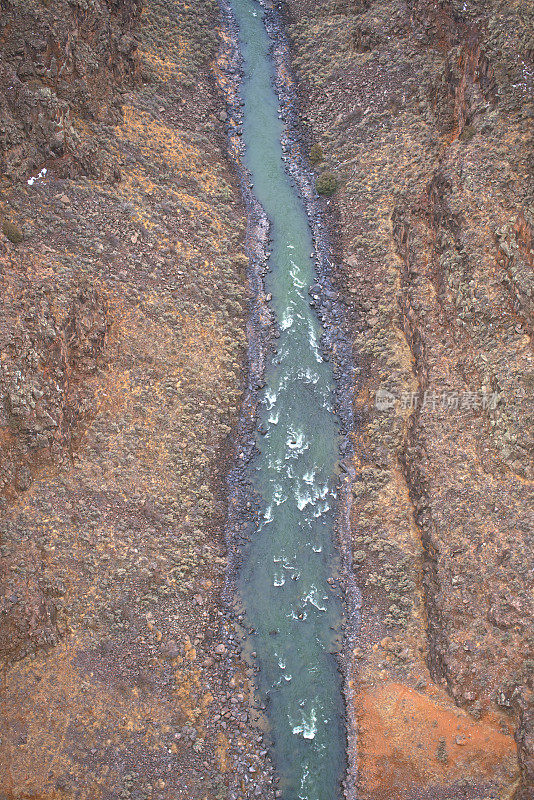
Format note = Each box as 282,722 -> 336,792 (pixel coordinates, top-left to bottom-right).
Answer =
303,468 -> 316,484
303,585 -> 327,612
308,325 -> 323,363
273,573 -> 285,587
274,672 -> 293,687
296,489 -> 313,511
312,544 -> 323,553
265,388 -> 277,409
268,409 -> 279,424
268,456 -> 283,471
290,260 -> 306,289
272,485 -> 288,505
287,431 -> 304,448
276,372 -> 290,393
282,558 -> 299,576
264,505 -> 274,523
313,501 -> 330,518
318,483 -> 329,500
292,707 -> 317,740
296,478 -> 329,511
280,307 -> 294,330
300,367 -> 319,384
286,429 -> 309,456
298,763 -> 310,800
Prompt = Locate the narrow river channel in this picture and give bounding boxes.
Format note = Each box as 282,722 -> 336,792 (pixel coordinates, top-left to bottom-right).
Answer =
229,0 -> 347,798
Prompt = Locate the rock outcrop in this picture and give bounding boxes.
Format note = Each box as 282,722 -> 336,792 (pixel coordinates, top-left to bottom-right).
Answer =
0,0 -> 142,181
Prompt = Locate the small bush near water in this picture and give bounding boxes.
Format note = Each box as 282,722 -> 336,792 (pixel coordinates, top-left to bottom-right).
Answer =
309,143 -> 323,165
315,171 -> 339,196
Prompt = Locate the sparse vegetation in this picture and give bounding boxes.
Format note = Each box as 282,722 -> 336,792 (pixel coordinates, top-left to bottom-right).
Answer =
2,219 -> 23,243
309,142 -> 323,165
459,124 -> 476,142
315,171 -> 338,195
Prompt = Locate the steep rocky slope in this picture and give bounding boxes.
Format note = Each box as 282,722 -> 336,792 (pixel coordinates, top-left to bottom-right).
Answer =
0,0 -> 142,182
0,1 -> 273,798
283,0 -> 533,797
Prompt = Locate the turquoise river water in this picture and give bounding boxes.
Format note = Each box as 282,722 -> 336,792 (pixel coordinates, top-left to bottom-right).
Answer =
231,0 -> 346,797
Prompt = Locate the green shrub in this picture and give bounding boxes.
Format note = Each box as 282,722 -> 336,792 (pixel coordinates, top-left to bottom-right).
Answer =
309,143 -> 323,165
315,171 -> 339,196
2,219 -> 23,244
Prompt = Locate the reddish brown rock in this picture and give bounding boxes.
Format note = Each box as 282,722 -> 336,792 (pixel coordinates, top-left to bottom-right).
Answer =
354,681 -> 518,798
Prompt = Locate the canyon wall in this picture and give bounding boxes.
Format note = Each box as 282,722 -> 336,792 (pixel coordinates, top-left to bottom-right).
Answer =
0,1 -> 271,798
283,0 -> 533,797
0,0 -> 142,182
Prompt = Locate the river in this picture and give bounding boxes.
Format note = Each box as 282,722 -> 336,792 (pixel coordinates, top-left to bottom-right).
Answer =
228,0 -> 347,797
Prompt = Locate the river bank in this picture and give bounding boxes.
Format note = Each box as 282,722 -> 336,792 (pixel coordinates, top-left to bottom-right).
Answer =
219,0 -> 355,792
